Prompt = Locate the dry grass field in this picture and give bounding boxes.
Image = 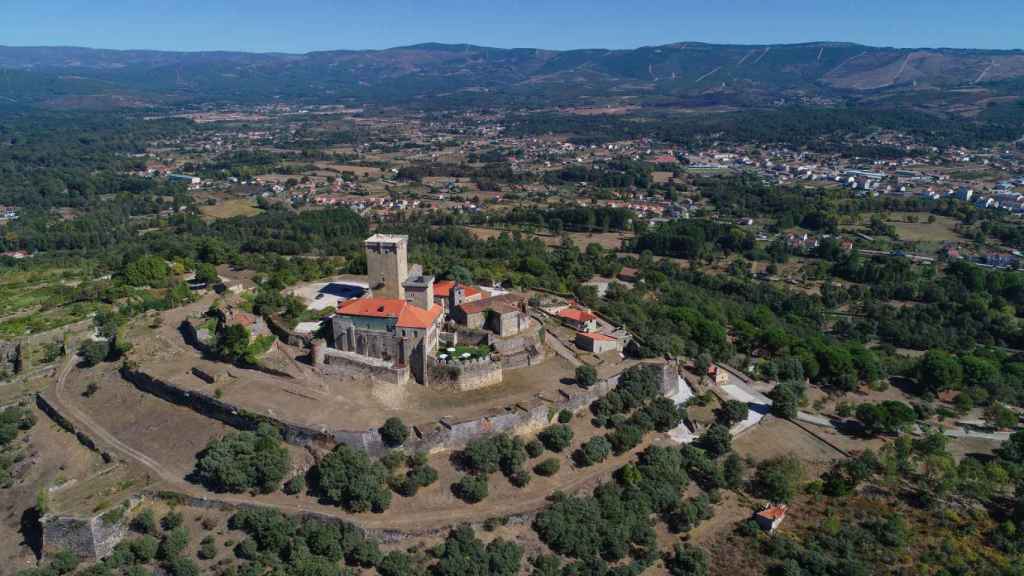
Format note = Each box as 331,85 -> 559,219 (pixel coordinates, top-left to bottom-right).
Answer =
883,212 -> 962,242
199,198 -> 263,220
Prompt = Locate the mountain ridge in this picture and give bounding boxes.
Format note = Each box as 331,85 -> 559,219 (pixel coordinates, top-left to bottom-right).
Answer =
1,41 -> 1023,110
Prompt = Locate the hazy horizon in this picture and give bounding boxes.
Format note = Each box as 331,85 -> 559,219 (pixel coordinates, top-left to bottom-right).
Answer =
1,0 -> 1020,54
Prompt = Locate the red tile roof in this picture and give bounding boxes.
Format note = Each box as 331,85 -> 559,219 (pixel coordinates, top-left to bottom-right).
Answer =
577,331 -> 615,342
557,307 -> 597,323
338,298 -> 442,329
756,505 -> 787,520
433,280 -> 482,299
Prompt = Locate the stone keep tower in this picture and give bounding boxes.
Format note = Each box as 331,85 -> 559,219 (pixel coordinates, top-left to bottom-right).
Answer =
365,234 -> 408,300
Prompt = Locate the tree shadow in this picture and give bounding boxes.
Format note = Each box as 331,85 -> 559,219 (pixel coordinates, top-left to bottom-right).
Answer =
19,506 -> 42,560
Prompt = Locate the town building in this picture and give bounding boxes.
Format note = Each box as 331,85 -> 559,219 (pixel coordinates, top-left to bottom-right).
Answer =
575,332 -> 622,354
754,504 -> 788,534
451,293 -> 530,337
556,306 -> 599,332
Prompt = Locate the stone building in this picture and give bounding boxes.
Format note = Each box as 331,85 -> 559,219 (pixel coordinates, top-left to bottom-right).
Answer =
433,280 -> 482,314
322,234 -> 443,385
574,331 -> 622,354
365,234 -> 408,300
451,293 -> 530,337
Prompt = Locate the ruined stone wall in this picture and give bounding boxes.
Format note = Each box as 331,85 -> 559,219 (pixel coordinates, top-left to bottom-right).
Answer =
267,314 -> 313,347
319,349 -> 409,388
35,393 -> 113,462
42,497 -> 140,561
429,357 -> 503,391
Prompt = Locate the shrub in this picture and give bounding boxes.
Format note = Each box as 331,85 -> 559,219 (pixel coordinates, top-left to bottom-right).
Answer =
158,526 -> 189,560
197,536 -> 217,560
161,511 -> 183,531
538,425 -> 574,453
753,455 -> 803,503
525,439 -> 545,458
50,550 -> 79,575
130,508 -> 157,535
534,458 -> 561,477
453,475 -> 489,503
574,436 -> 612,467
575,364 -> 598,388
130,535 -> 159,563
379,417 -> 409,448
283,475 -> 306,495
557,409 -> 573,424
508,467 -> 531,488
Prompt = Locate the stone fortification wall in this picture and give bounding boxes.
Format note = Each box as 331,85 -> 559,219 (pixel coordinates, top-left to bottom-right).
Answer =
429,356 -> 503,391
267,314 -> 314,347
122,362 -> 677,457
41,497 -> 141,561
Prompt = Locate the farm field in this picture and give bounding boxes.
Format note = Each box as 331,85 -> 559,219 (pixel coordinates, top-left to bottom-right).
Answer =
198,198 -> 263,220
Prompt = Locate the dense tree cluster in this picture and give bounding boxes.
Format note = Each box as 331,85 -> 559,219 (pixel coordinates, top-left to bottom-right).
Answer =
192,423 -> 290,494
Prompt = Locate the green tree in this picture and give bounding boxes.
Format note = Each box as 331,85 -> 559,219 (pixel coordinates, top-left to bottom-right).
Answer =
769,381 -> 805,419
193,423 -> 290,494
753,455 -> 803,503
379,417 -> 409,448
697,423 -> 732,458
453,474 -> 489,504
664,543 -> 708,576
716,400 -> 749,427
194,262 -> 219,286
918,350 -> 963,393
574,436 -> 612,467
78,339 -> 110,367
120,255 -> 170,288
316,444 -> 391,512
538,425 -> 574,453
575,364 -> 598,388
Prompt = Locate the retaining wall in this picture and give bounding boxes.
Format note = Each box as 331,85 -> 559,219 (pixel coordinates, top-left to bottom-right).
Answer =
121,362 -> 677,457
35,392 -> 113,463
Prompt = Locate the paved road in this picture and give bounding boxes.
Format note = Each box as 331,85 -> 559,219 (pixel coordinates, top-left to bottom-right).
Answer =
715,364 -> 1011,444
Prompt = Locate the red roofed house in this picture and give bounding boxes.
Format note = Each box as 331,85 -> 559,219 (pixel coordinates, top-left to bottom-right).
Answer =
556,307 -> 599,332
754,504 -> 788,534
575,332 -> 622,354
433,280 -> 482,314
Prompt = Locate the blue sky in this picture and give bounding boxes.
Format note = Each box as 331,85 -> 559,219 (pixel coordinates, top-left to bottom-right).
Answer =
1,0 -> 1020,53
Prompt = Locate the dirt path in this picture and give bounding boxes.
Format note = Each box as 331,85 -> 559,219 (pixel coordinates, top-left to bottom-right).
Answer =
52,355 -> 180,484
42,355 -> 656,533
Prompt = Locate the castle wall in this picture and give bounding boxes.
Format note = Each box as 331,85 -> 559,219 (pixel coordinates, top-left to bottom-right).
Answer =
120,361 -> 677,457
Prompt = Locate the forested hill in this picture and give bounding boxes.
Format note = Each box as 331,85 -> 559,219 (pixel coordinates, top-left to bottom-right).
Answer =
1,41 -> 1024,109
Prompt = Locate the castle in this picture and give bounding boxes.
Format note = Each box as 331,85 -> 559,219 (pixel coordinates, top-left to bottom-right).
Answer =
327,234 -> 443,384
314,234 -> 539,389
